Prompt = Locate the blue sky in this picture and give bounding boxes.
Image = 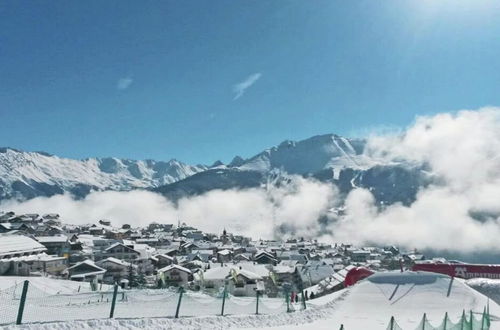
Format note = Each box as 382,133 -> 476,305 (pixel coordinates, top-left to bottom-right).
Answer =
1,0 -> 500,164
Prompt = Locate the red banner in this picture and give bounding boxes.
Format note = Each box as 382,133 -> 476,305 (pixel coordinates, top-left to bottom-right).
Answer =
412,263 -> 500,279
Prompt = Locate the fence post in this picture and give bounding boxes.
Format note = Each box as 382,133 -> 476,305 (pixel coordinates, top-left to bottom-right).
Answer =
481,307 -> 486,330
470,310 -> 474,330
16,280 -> 29,325
447,277 -> 454,297
339,325 -> 344,330
422,313 -> 427,330
285,291 -> 290,313
443,312 -> 448,330
461,310 -> 466,330
109,283 -> 118,318
175,286 -> 184,319
389,316 -> 395,330
301,290 -> 306,310
255,290 -> 259,315
220,281 -> 227,316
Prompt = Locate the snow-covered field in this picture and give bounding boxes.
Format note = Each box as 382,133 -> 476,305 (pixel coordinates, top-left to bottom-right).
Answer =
1,272 -> 499,330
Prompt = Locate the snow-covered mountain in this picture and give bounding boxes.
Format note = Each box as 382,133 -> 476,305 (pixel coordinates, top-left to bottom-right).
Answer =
155,134 -> 429,205
0,134 -> 429,205
0,147 -> 206,200
238,134 -> 367,174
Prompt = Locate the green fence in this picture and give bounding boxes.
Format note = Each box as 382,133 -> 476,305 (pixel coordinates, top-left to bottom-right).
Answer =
0,280 -> 492,329
383,309 -> 491,330
0,280 -> 295,325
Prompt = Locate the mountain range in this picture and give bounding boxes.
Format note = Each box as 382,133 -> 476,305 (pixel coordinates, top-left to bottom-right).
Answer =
0,134 -> 430,206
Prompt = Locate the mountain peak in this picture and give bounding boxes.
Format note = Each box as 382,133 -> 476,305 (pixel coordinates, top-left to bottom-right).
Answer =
229,156 -> 245,167
210,160 -> 224,167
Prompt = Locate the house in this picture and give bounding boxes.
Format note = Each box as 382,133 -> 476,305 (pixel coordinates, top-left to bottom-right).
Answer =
304,265 -> 355,298
101,243 -> 141,261
97,257 -> 137,284
89,226 -> 105,236
24,254 -> 68,275
35,235 -> 71,257
66,259 -> 106,282
227,268 -> 264,296
0,223 -> 12,233
135,238 -> 160,247
153,254 -> 176,268
158,264 -> 192,286
197,263 -> 270,296
253,251 -> 277,265
216,249 -> 233,263
277,250 -> 308,264
272,264 -> 300,289
350,250 -> 371,263
234,253 -> 251,262
9,223 -> 35,234
0,235 -> 47,259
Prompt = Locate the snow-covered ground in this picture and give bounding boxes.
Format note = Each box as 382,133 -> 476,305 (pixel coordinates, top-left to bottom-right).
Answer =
467,278 -> 500,305
0,276 -> 112,294
2,272 -> 499,330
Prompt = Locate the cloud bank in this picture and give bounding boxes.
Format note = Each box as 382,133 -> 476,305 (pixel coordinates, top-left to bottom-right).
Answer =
329,107 -> 500,252
233,73 -> 262,100
0,177 -> 335,240
3,107 -> 500,252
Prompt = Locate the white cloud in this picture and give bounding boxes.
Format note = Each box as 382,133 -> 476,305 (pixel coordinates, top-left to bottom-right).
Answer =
117,77 -> 133,90
232,73 -> 262,100
328,107 -> 500,252
0,176 -> 337,240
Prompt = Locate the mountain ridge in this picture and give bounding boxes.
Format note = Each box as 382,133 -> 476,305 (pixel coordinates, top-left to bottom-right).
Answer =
0,133 -> 428,205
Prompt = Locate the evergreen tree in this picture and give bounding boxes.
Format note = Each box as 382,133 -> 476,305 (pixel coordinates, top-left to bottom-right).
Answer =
128,263 -> 138,288
137,272 -> 147,288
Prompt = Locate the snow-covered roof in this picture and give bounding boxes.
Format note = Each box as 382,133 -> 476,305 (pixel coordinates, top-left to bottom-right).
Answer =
105,242 -> 140,253
202,263 -> 270,281
237,269 -> 262,281
217,249 -> 232,256
99,257 -> 135,268
0,235 -> 47,257
67,259 -> 106,278
158,264 -> 192,274
35,235 -> 68,243
0,252 -> 66,262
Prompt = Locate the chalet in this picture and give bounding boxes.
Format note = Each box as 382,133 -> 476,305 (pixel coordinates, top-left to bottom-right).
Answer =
10,223 -> 35,234
158,264 -> 192,286
35,235 -> 71,256
24,254 -> 68,275
97,257 -> 137,284
101,243 -> 141,261
350,250 -> 371,263
66,259 -> 106,282
277,250 -> 308,264
216,249 -> 233,263
234,253 -> 251,262
89,226 -> 105,236
135,238 -> 160,247
253,251 -> 277,265
153,254 -> 176,268
228,269 -> 264,296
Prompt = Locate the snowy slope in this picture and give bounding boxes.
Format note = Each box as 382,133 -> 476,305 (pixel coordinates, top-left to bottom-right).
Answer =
4,272 -> 499,330
0,148 -> 206,200
250,271 -> 500,330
